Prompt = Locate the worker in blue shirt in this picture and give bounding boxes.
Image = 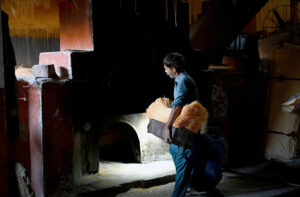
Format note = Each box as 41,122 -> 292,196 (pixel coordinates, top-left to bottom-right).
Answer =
163,52 -> 200,197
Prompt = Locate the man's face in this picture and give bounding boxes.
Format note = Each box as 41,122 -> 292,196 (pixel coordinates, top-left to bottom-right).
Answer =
164,65 -> 176,78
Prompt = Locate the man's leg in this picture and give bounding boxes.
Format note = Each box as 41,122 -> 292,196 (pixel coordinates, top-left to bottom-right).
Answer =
171,145 -> 192,197
169,144 -> 178,166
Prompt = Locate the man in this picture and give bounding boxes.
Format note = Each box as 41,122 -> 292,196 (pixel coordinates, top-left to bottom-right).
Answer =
163,52 -> 200,197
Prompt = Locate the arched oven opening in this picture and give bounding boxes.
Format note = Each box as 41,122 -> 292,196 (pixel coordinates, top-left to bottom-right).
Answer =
99,122 -> 141,163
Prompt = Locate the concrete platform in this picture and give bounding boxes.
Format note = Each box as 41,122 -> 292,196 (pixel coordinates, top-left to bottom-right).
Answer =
74,159 -> 300,197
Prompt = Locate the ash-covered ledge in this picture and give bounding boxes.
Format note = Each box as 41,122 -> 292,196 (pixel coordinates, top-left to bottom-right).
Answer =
15,66 -> 35,84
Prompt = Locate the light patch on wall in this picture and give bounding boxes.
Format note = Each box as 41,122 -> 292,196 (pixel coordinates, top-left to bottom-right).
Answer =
1,0 -> 62,38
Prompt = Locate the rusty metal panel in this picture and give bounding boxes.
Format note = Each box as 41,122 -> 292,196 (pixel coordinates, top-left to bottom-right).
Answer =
204,69 -> 267,166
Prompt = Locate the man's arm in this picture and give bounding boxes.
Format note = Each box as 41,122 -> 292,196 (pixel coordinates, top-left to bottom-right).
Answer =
166,105 -> 182,143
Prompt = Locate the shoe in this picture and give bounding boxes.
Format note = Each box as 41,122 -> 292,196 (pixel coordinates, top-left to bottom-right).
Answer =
186,187 -> 192,193
186,187 -> 206,196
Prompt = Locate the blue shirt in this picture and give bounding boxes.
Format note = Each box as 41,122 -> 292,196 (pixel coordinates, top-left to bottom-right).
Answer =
171,72 -> 200,107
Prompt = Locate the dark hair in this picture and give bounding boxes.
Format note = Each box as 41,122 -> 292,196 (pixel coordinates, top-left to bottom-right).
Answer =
163,52 -> 185,72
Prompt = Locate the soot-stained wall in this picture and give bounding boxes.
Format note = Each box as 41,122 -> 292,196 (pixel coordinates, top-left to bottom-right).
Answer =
11,36 -> 60,67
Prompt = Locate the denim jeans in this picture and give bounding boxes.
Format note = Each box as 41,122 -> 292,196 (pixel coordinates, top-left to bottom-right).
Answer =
169,144 -> 192,197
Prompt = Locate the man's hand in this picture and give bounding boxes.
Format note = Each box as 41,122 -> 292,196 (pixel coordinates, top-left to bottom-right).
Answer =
165,126 -> 173,144
166,105 -> 181,144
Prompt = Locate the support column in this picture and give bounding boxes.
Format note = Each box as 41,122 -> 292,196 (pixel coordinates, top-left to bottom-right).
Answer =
0,7 -> 9,197
29,79 -> 73,197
